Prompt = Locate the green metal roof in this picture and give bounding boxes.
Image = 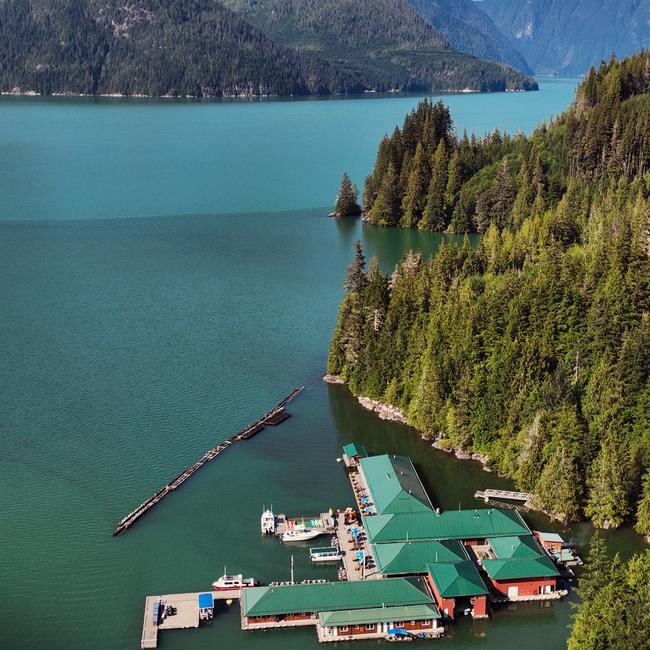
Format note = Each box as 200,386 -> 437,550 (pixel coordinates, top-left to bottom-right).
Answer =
318,603 -> 440,627
363,508 -> 531,544
241,578 -> 433,617
373,539 -> 468,576
482,556 -> 560,581
343,442 -> 367,458
359,455 -> 434,515
488,536 -> 546,560
425,561 -> 489,598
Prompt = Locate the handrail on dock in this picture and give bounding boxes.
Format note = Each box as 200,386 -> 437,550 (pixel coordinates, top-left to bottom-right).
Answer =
113,386 -> 304,536
474,489 -> 533,502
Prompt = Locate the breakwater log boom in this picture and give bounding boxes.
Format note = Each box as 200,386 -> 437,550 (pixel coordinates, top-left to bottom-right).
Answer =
113,386 -> 304,536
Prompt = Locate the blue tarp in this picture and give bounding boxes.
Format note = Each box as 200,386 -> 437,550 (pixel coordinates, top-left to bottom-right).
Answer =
198,593 -> 214,609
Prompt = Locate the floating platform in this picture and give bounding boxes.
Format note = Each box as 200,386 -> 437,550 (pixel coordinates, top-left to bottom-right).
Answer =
113,386 -> 303,535
273,512 -> 336,538
264,409 -> 290,426
141,590 -> 240,649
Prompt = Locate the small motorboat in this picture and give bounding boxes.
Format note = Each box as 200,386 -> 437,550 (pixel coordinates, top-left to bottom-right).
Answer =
309,547 -> 344,563
212,566 -> 258,591
281,528 -> 321,542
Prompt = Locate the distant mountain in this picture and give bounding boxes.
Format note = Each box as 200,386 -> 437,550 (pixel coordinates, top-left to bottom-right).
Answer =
407,0 -> 533,74
0,0 -> 537,97
0,0 -> 362,97
479,0 -> 650,76
222,0 -> 538,92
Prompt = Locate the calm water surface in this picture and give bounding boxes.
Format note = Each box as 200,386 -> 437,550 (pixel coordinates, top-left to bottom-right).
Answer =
1,80 -> 642,650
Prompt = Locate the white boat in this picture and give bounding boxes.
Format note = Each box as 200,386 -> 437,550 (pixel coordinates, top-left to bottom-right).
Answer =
281,528 -> 321,542
261,508 -> 275,535
309,547 -> 343,563
212,566 -> 258,591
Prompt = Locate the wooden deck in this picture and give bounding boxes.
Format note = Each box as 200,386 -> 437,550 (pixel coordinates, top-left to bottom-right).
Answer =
141,589 -> 242,649
114,386 -> 303,535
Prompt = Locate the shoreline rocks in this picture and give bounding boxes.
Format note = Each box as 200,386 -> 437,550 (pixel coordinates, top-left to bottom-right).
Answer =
430,438 -> 491,471
356,396 -> 408,424
322,373 -> 345,384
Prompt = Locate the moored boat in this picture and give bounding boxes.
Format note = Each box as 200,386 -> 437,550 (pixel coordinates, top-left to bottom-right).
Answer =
212,566 -> 258,590
261,508 -> 275,534
281,528 -> 321,542
309,547 -> 343,562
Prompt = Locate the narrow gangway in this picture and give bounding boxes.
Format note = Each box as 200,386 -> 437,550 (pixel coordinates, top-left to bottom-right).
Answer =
113,386 -> 304,535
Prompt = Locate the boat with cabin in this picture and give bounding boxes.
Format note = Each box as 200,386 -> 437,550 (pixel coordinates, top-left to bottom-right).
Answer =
309,547 -> 343,563
212,566 -> 258,591
261,508 -> 275,535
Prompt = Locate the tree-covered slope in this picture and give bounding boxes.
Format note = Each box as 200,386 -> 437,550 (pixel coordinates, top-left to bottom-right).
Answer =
328,53 -> 650,531
479,0 -> 650,76
223,0 -> 538,92
407,0 -> 532,74
568,541 -> 650,649
0,0 -> 363,96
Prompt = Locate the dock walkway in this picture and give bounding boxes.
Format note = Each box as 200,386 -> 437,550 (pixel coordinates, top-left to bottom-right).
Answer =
475,489 -> 533,503
114,387 -> 303,535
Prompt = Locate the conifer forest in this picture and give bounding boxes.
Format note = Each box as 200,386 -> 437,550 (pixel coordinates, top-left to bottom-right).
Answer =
329,53 -> 650,532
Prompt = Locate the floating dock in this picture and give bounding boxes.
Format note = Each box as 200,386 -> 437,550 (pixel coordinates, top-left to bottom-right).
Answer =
141,590 -> 240,649
273,512 -> 336,538
114,386 -> 303,535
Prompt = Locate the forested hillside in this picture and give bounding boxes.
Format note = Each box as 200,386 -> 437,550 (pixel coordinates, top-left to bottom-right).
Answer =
0,0 -> 536,96
0,0 -> 362,96
407,0 -> 532,74
329,53 -> 650,531
480,0 -> 650,76
568,539 -> 650,648
223,0 -> 537,92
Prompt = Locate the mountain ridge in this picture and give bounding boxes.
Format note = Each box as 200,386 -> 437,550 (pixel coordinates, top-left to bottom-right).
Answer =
220,0 -> 539,93
0,0 -> 537,97
407,0 -> 533,74
479,0 -> 650,76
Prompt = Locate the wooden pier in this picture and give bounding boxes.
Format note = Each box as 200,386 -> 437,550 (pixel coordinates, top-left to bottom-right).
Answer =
114,386 -> 303,535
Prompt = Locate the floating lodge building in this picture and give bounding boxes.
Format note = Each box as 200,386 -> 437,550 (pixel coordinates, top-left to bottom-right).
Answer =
235,445 -> 563,643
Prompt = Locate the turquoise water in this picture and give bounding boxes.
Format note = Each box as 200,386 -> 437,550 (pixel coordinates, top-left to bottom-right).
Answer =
1,80 -> 576,221
3,79 -> 641,650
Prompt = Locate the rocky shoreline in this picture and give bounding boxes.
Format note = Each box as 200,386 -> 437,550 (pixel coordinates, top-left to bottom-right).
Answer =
324,373 -> 490,467
321,374 -> 572,521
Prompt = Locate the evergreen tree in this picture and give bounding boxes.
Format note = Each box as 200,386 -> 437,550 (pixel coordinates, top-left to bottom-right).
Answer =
368,162 -> 401,226
335,172 -> 361,216
490,157 -> 517,228
444,150 -> 462,216
635,470 -> 650,539
512,156 -> 532,227
534,441 -> 582,522
344,240 -> 367,294
419,140 -> 448,230
400,143 -> 429,228
585,433 -> 632,529
575,532 -> 611,603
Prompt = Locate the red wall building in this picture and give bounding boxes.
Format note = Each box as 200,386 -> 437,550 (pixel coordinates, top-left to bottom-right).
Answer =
491,577 -> 556,599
